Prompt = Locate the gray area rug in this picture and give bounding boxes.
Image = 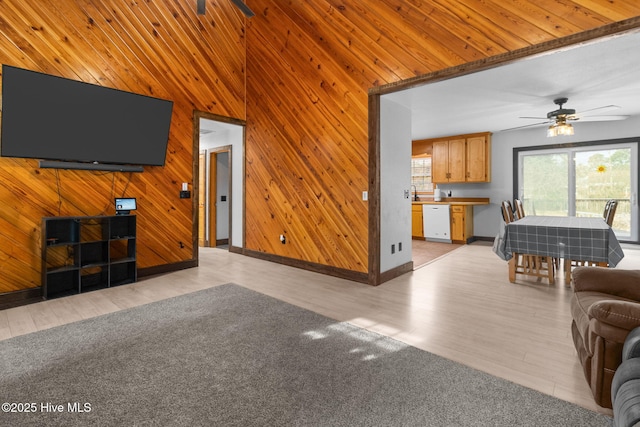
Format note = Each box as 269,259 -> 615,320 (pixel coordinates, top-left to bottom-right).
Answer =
1,284 -> 610,426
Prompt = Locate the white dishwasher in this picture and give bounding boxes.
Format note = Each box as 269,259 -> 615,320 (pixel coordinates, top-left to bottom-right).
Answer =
423,204 -> 451,243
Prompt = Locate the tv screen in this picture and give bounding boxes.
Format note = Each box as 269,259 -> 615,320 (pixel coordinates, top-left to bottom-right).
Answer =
115,198 -> 137,212
0,65 -> 173,167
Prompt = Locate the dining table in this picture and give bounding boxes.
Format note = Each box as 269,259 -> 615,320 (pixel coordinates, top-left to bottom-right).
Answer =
498,215 -> 625,283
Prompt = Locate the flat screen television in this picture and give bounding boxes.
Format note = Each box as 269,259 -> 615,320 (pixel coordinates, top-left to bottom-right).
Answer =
0,65 -> 173,169
115,198 -> 137,215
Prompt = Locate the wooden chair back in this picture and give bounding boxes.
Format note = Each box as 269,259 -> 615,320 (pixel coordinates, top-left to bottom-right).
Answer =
605,200 -> 618,226
514,199 -> 525,219
501,200 -> 514,224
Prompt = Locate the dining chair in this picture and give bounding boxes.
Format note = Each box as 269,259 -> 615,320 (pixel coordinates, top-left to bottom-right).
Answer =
501,200 -> 514,224
569,200 -> 618,270
514,199 -> 525,219
501,200 -> 554,284
605,199 -> 618,226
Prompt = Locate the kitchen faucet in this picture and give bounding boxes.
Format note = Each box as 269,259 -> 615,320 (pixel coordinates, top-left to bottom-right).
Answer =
411,185 -> 418,201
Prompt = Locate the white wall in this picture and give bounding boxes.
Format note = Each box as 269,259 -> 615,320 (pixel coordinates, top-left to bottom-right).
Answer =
435,116 -> 640,238
380,97 -> 413,272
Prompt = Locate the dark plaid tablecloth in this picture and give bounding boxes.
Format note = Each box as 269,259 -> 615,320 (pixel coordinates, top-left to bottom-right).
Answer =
503,216 -> 624,267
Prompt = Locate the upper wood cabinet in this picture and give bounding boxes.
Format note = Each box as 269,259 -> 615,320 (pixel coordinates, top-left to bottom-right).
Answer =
427,132 -> 491,183
465,134 -> 491,182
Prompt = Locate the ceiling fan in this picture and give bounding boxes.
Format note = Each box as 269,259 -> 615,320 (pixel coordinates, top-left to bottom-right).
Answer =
502,97 -> 629,132
197,0 -> 255,18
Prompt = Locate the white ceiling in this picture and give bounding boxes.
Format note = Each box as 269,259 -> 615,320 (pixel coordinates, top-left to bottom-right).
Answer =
383,30 -> 640,140
200,118 -> 238,135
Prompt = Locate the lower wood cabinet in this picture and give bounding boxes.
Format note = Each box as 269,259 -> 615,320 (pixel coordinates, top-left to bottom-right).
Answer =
412,204 -> 424,238
450,205 -> 473,243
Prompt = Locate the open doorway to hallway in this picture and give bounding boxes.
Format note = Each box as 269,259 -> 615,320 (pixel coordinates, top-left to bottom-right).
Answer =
196,114 -> 245,252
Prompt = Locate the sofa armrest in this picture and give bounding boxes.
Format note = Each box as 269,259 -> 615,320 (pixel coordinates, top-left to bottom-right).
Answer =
588,300 -> 640,331
623,327 -> 640,361
573,267 -> 640,300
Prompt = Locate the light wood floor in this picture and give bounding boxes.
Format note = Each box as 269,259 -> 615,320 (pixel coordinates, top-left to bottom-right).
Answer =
2,242 -> 639,415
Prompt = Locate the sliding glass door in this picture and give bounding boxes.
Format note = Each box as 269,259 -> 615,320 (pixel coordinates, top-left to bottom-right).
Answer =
518,141 -> 638,241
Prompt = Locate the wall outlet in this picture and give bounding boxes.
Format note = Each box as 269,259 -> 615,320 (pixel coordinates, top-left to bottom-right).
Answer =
399,242 -> 402,251
279,234 -> 286,244
391,244 -> 395,254
362,191 -> 368,201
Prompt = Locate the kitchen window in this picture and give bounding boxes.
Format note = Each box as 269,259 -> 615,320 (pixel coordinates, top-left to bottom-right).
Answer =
411,156 -> 433,193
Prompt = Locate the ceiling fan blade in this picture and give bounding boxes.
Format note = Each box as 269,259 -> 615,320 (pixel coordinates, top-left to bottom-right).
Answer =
577,105 -> 621,116
197,0 -> 205,15
500,121 -> 551,132
577,115 -> 630,122
519,116 -> 547,120
230,0 -> 255,17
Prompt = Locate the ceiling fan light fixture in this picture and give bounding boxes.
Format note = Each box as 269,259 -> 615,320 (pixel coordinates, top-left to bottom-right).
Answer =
547,114 -> 574,137
547,120 -> 574,137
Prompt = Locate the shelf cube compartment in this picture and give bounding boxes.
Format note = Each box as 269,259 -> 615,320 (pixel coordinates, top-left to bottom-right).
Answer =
109,238 -> 135,262
80,241 -> 108,267
45,219 -> 80,245
80,266 -> 109,292
80,218 -> 109,242
110,262 -> 137,287
45,270 -> 80,299
45,245 -> 78,272
110,215 -> 136,239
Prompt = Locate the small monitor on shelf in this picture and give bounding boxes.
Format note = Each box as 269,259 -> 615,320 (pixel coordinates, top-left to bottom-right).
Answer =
115,198 -> 137,215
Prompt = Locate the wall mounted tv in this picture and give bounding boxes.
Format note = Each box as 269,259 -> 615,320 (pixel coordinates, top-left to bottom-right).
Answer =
0,65 -> 173,172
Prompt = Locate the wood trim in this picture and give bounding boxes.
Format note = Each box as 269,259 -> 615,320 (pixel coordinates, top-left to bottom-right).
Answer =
0,288 -> 42,310
368,93 -> 381,286
138,260 -> 198,278
229,245 -> 243,254
209,151 -> 217,246
370,17 -> 640,96
208,145 -> 233,249
243,248 -> 368,284
192,111 -> 201,264
380,262 -> 414,284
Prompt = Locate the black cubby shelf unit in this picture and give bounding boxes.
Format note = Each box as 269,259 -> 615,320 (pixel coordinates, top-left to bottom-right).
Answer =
42,215 -> 137,299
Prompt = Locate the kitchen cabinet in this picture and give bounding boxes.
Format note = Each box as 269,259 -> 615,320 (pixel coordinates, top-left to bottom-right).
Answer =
450,205 -> 473,243
432,138 -> 465,182
465,135 -> 491,182
430,132 -> 491,183
412,204 -> 424,238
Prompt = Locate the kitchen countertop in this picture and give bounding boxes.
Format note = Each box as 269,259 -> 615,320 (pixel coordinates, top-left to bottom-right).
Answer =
412,197 -> 489,206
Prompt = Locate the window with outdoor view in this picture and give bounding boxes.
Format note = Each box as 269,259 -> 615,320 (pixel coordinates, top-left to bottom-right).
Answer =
517,140 -> 638,241
411,157 -> 433,193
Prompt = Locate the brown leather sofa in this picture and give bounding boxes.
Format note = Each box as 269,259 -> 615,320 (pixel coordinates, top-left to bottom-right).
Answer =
571,267 -> 640,408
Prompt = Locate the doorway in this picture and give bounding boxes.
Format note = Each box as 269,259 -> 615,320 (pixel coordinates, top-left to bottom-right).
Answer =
194,112 -> 245,255
199,148 -> 231,247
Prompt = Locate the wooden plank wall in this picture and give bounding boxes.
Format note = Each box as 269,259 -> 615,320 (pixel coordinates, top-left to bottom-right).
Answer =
244,1 -> 640,273
0,0 -> 245,294
1,0 -> 639,297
